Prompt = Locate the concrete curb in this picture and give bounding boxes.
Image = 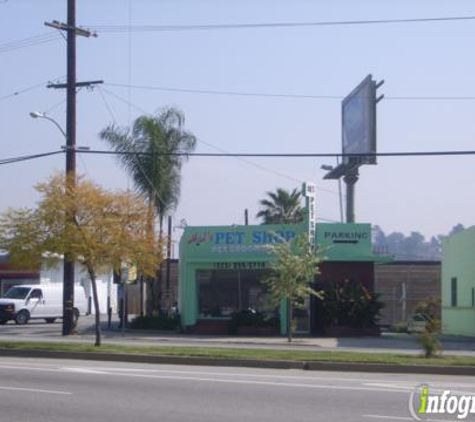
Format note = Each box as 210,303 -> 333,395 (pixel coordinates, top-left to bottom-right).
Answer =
0,348 -> 474,376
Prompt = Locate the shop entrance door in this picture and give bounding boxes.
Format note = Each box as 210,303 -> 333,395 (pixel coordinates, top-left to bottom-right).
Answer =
293,295 -> 310,334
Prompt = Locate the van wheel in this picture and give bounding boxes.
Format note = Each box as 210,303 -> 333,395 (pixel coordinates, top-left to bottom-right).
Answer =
72,309 -> 80,327
45,318 -> 56,324
15,310 -> 30,325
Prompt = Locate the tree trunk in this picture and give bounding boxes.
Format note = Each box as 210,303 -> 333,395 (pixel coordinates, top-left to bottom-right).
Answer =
145,200 -> 156,316
287,299 -> 293,343
87,266 -> 102,347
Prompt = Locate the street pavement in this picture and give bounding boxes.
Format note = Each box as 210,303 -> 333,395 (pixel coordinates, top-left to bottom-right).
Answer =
0,314 -> 475,356
0,356 -> 473,422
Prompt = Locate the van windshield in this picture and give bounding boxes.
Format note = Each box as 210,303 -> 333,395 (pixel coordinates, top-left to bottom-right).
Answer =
3,287 -> 31,300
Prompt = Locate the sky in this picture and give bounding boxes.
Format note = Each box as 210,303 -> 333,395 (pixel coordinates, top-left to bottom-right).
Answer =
1,0 -> 474,252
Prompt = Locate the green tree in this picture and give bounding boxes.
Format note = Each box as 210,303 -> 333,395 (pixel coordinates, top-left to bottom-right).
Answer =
0,174 -> 163,346
100,107 -> 197,314
99,107 -> 197,232
262,234 -> 322,342
256,188 -> 303,225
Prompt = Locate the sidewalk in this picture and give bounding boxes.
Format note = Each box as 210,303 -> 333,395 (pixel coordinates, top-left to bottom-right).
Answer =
77,315 -> 475,357
1,315 -> 475,376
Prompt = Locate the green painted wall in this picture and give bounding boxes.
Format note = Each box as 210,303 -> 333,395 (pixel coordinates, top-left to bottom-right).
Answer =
442,226 -> 475,336
179,222 -> 379,330
316,223 -> 375,261
179,223 -> 302,330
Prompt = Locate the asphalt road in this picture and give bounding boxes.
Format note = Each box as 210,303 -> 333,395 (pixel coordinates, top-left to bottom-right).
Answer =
0,357 -> 473,422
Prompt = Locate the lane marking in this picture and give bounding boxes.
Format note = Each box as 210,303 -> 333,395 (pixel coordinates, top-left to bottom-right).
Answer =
0,362 -> 426,385
364,382 -> 475,396
0,386 -> 71,395
0,362 -> 407,392
62,367 -> 107,375
1,360 -> 474,397
365,415 -> 456,422
73,371 -> 410,393
91,367 -> 413,383
0,364 -> 60,373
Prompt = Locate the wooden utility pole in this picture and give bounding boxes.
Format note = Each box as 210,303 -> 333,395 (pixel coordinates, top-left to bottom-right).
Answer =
45,1 -> 98,335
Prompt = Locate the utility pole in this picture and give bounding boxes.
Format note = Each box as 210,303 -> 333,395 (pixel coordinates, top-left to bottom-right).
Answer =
45,1 -> 98,335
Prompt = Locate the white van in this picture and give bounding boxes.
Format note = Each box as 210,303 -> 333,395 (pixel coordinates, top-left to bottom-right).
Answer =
0,284 -> 88,325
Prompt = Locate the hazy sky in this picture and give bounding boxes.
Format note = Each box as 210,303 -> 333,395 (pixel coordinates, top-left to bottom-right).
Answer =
1,0 -> 474,246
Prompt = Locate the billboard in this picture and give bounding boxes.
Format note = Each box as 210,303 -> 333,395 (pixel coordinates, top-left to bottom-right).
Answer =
342,75 -> 377,165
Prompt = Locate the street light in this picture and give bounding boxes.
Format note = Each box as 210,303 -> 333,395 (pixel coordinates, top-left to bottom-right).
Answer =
30,111 -> 76,335
29,111 -> 67,139
321,163 -> 344,223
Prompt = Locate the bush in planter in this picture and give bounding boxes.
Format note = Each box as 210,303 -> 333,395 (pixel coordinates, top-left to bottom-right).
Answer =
229,310 -> 279,334
413,297 -> 442,358
130,314 -> 181,331
321,280 -> 384,330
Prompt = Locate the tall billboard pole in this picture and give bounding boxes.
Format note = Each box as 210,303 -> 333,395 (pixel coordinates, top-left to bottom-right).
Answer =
343,169 -> 359,223
323,74 -> 384,223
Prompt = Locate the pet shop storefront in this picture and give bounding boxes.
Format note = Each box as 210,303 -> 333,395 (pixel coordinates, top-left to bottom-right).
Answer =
179,222 -> 384,335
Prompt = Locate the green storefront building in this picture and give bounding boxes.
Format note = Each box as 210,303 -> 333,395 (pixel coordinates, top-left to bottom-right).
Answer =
442,226 -> 475,336
179,222 -> 384,335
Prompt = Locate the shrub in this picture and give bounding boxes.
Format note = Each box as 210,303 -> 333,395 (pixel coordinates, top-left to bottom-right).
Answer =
229,310 -> 279,333
130,314 -> 181,331
414,296 -> 441,322
413,297 -> 442,358
419,329 -> 442,358
321,280 -> 384,329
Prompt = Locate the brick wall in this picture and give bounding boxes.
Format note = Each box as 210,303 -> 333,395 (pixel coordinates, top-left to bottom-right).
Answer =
374,261 -> 441,327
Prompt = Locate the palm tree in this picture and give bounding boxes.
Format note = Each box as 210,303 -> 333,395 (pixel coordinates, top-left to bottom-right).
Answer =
99,107 -> 197,232
256,187 -> 303,225
100,107 -> 197,315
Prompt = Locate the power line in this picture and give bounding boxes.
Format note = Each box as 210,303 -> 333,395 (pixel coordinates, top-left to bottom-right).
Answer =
77,149 -> 475,158
0,76 -> 66,102
0,150 -> 64,166
96,86 -> 168,206
88,15 -> 475,33
2,148 -> 475,165
0,32 -> 62,54
104,82 -> 475,102
99,88 -> 325,190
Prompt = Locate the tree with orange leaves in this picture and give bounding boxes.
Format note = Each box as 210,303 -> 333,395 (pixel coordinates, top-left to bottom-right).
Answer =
0,173 -> 163,346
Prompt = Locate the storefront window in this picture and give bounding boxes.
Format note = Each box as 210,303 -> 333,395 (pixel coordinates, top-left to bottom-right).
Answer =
197,269 -> 270,318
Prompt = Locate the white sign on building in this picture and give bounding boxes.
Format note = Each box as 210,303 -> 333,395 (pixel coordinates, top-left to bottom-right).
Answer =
303,182 -> 317,251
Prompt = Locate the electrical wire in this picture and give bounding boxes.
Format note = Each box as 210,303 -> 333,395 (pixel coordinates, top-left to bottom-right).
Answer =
104,82 -> 475,102
105,82 -> 341,100
0,32 -> 62,54
99,87 -> 304,194
2,148 -> 475,165
100,88 -> 332,191
43,98 -> 67,114
96,86 -> 167,206
88,15 -> 475,33
77,149 -> 475,158
0,150 -> 64,166
0,76 -> 66,102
